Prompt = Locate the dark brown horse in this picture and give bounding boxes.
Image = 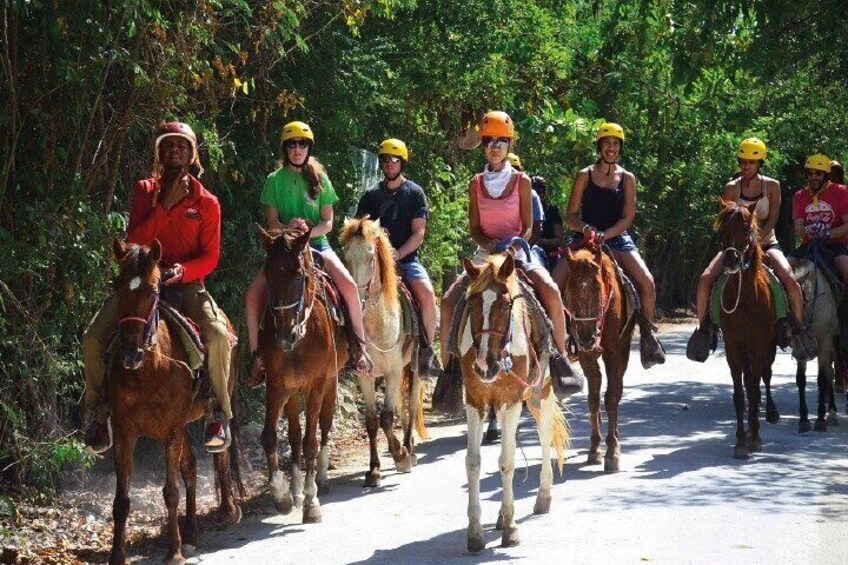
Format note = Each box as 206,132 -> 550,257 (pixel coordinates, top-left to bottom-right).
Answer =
109,239 -> 242,565
561,243 -> 636,472
258,226 -> 343,523
714,199 -> 780,459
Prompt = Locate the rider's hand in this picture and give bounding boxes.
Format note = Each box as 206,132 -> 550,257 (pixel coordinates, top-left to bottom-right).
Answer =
287,218 -> 309,234
162,263 -> 184,286
595,231 -> 607,244
391,248 -> 400,261
160,169 -> 190,211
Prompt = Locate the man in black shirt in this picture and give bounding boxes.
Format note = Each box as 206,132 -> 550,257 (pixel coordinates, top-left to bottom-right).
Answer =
357,138 -> 439,376
533,176 -> 565,270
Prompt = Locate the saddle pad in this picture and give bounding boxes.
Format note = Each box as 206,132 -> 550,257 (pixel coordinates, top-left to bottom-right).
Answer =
397,281 -> 420,338
314,268 -> 344,325
159,304 -> 206,371
710,268 -> 788,324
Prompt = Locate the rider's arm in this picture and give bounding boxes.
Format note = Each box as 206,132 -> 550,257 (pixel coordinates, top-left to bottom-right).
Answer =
829,212 -> 848,240
519,175 -> 533,241
310,204 -> 334,238
603,172 -> 636,239
179,194 -> 221,283
127,180 -> 170,245
792,191 -> 807,240
397,217 -> 426,260
264,206 -> 284,230
565,170 -> 588,233
469,178 -> 497,251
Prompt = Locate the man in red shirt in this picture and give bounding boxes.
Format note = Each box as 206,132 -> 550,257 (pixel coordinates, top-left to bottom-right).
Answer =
82,122 -> 233,454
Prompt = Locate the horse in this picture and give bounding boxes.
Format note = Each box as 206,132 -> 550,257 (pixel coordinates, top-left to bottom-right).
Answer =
458,253 -> 569,552
340,218 -> 428,487
108,239 -> 242,565
258,226 -> 343,523
560,243 -> 636,472
713,199 -> 780,459
793,254 -> 840,432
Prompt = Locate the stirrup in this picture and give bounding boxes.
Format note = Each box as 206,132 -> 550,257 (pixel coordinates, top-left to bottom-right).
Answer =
640,332 -> 666,369
550,353 -> 583,400
686,324 -> 715,363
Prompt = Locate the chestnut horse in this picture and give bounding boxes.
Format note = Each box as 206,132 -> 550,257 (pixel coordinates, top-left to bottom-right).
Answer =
258,226 -> 343,523
714,200 -> 780,459
340,218 -> 428,487
459,253 -> 568,552
109,239 -> 242,565
561,243 -> 636,472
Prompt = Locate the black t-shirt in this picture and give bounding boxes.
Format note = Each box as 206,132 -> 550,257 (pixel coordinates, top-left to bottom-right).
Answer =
540,204 -> 563,251
356,180 -> 429,261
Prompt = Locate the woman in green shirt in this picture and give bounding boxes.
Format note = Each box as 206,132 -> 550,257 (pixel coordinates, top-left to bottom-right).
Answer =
245,121 -> 372,383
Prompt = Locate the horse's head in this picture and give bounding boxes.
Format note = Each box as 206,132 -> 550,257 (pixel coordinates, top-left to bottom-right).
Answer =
260,225 -> 314,352
340,217 -> 398,304
112,238 -> 163,370
715,198 -> 758,274
562,246 -> 609,352
462,253 -> 521,382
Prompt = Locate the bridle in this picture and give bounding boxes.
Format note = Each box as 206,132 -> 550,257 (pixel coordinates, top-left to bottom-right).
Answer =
271,258 -> 316,347
564,287 -> 613,354
720,217 -> 757,315
118,286 -> 160,351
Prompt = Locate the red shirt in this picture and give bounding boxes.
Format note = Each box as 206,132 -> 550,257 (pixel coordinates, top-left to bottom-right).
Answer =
792,182 -> 848,244
127,175 -> 221,283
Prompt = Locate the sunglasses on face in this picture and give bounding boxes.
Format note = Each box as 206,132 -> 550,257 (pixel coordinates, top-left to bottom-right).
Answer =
806,170 -> 825,178
482,137 -> 510,150
284,139 -> 311,149
379,155 -> 402,165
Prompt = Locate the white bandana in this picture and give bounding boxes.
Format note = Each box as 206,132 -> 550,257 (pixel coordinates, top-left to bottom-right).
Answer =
482,162 -> 514,198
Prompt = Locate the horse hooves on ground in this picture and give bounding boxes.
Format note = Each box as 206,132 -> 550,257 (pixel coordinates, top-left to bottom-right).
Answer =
302,504 -> 323,524
586,452 -> 602,465
798,420 -> 812,434
467,534 -> 486,553
410,453 -> 418,466
273,492 -> 294,515
364,470 -> 381,488
501,526 -> 520,548
814,419 -> 828,432
766,409 -> 780,424
827,411 -> 839,426
604,456 -> 621,473
533,495 -> 551,515
483,429 -> 501,444
747,438 -> 762,453
733,446 -> 749,460
181,544 -> 196,558
395,455 -> 413,474
219,504 -> 242,525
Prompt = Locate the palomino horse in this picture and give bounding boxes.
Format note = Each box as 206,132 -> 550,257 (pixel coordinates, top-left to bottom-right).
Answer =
561,243 -> 636,472
340,218 -> 428,487
714,200 -> 779,459
793,254 -> 840,432
258,226 -> 343,523
109,239 -> 242,565
459,253 -> 568,552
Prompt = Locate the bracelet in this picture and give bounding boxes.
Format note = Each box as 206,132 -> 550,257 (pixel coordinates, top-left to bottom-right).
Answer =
582,224 -> 593,234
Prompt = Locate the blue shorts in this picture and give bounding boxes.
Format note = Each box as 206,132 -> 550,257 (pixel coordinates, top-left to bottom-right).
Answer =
569,232 -> 637,252
310,240 -> 341,262
397,256 -> 431,283
530,245 -> 550,271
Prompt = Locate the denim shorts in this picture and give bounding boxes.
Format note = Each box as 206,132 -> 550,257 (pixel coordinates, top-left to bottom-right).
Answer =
569,232 -> 637,252
397,256 -> 431,283
472,246 -> 546,273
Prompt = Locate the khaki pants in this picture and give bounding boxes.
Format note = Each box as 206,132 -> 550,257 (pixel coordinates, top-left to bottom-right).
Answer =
82,283 -> 233,420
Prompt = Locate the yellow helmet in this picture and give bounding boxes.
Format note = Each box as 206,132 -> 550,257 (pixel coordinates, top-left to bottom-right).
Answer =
281,121 -> 314,143
378,138 -> 408,161
805,154 -> 832,173
596,122 -> 625,142
506,152 -> 522,169
737,137 -> 766,160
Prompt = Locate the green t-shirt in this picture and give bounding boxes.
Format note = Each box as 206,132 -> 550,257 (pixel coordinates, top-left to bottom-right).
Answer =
260,167 -> 339,245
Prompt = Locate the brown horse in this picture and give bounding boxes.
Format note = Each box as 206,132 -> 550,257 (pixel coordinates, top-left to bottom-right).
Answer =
459,253 -> 568,552
340,218 -> 428,487
109,239 -> 242,565
561,244 -> 636,472
258,226 -> 343,523
714,199 -> 780,459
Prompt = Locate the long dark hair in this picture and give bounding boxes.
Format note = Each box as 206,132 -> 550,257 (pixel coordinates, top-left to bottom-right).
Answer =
281,152 -> 326,200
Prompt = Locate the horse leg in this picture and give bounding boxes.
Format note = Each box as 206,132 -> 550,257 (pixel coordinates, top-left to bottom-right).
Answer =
162,436 -> 185,565
261,387 -> 292,514
358,373 -> 382,487
762,364 -> 780,424
382,369 -> 412,473
797,360 -> 811,433
302,388 -> 323,524
178,432 -> 198,557
603,357 -> 625,473
498,402 -> 521,548
402,367 -> 419,467
108,433 -> 136,565
483,405 -> 500,444
285,395 -> 305,508
815,363 -> 829,432
584,360 -> 603,465
317,374 -> 336,496
533,395 -> 554,515
744,360 -> 762,453
727,349 -> 748,459
465,405 -> 485,553
823,339 -> 839,426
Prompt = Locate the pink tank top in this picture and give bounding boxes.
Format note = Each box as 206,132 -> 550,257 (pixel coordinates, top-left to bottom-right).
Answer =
475,173 -> 523,241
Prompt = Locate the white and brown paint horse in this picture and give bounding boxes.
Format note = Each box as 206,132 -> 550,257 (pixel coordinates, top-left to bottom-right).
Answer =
341,218 -> 428,487
458,253 -> 568,552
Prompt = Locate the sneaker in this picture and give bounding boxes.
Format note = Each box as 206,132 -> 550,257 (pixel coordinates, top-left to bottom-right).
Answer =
790,328 -> 818,362
432,357 -> 464,415
686,324 -> 716,362
418,343 -> 441,380
204,412 -> 231,453
640,332 -> 666,370
84,418 -> 112,455
550,352 -> 583,400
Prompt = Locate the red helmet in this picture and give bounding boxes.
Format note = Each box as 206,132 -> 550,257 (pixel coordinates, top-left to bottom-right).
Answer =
153,121 -> 202,175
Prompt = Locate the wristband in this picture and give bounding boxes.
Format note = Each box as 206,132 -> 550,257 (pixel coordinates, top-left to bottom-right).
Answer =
582,224 -> 593,234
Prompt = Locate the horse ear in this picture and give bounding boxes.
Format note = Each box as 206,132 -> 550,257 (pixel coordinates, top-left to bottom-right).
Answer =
112,238 -> 128,261
464,258 -> 481,280
149,239 -> 162,263
291,228 -> 312,251
497,253 -> 515,281
258,224 -> 275,251
373,218 -> 381,229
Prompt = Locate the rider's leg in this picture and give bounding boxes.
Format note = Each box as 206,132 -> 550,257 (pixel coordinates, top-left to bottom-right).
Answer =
181,285 -> 233,452
614,248 -> 666,368
696,252 -> 724,324
321,248 -> 372,374
245,270 -> 268,385
526,268 -> 568,353
765,248 -> 804,324
439,274 -> 466,367
551,255 -> 569,292
81,294 -> 119,453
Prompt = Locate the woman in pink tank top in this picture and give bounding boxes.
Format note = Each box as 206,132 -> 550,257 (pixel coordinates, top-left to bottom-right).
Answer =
437,111 -> 582,399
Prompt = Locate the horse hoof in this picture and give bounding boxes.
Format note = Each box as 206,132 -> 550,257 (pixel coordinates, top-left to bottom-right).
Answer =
467,534 -> 485,553
533,495 -> 551,515
273,492 -> 294,515
395,455 -> 413,474
604,456 -> 621,473
827,411 -> 839,426
364,470 -> 381,488
766,409 -> 780,424
483,429 -> 501,444
181,544 -> 196,558
501,526 -> 520,548
747,439 -> 762,453
165,556 -> 185,565
799,420 -> 812,434
410,453 -> 418,467
317,483 -> 330,496
814,419 -> 828,432
220,504 -> 242,525
303,504 -> 323,524
733,446 -> 749,460
586,453 -> 602,465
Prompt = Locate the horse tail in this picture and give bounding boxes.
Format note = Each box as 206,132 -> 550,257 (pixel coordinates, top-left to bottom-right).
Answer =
525,388 -> 570,476
415,377 -> 430,440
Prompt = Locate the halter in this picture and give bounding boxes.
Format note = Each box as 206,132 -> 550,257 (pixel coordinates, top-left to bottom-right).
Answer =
564,287 -> 613,354
118,286 -> 160,350
720,226 -> 756,315
272,265 -> 316,347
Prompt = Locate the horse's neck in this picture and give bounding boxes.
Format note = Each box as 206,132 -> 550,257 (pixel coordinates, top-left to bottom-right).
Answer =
363,273 -> 401,341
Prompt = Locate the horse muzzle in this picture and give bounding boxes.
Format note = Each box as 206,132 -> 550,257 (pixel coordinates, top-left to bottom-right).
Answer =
722,249 -> 743,274
121,346 -> 145,370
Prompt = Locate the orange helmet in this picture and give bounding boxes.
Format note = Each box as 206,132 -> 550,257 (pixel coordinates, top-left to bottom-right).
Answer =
480,111 -> 515,139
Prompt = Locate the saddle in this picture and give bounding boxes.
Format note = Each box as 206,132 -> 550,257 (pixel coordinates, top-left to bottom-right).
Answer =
397,281 -> 420,339
709,266 -> 789,325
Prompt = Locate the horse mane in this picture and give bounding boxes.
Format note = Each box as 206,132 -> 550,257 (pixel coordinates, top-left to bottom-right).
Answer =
267,226 -> 315,270
466,255 -> 520,298
341,217 -> 398,305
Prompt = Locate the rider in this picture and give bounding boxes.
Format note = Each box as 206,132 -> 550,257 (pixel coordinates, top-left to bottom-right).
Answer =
507,152 -> 547,268
531,175 -> 564,271
82,121 -> 234,454
356,138 -> 440,377
556,122 -> 666,369
439,111 -> 582,398
688,138 -> 815,362
245,121 -> 373,385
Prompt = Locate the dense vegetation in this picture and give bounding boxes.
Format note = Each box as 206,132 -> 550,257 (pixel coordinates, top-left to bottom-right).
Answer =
2,0 -> 848,490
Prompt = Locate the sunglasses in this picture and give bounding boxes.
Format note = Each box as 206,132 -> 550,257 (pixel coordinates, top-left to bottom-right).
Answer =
284,139 -> 311,149
806,170 -> 825,177
379,155 -> 402,164
482,137 -> 510,150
